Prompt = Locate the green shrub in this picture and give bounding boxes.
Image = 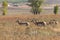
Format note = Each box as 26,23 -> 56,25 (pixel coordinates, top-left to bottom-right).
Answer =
29,0 -> 43,14
54,5 -> 59,15
2,8 -> 7,15
2,0 -> 8,15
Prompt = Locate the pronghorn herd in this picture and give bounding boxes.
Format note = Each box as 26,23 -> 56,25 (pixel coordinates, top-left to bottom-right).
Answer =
16,19 -> 59,26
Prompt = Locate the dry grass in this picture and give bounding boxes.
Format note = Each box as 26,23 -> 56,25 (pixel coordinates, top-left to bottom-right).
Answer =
0,14 -> 60,40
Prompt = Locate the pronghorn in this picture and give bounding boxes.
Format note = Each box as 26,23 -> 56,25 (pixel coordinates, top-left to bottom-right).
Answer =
34,21 -> 47,26
16,19 -> 30,26
48,19 -> 59,25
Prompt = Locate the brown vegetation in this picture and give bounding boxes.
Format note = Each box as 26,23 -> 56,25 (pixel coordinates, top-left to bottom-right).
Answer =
0,14 -> 60,40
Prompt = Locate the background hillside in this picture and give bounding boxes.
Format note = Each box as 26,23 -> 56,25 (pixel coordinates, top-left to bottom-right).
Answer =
0,0 -> 60,4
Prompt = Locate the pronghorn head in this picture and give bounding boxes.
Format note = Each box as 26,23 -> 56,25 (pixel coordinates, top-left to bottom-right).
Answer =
16,18 -> 21,22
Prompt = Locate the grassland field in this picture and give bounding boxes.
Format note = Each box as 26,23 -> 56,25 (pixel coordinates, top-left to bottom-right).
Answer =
0,14 -> 60,40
